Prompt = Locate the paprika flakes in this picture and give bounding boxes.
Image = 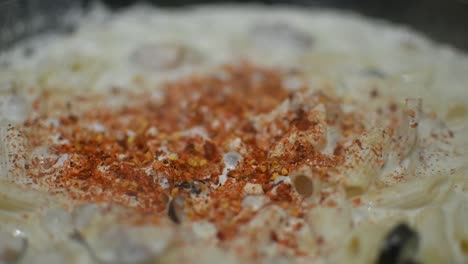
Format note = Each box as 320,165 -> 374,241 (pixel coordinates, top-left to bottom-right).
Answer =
23,62 -> 356,248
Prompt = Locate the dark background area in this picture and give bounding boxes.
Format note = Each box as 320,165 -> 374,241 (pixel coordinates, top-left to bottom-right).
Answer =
1,0 -> 468,51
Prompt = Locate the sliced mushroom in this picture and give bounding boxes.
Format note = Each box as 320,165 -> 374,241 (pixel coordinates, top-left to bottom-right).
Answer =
0,231 -> 27,263
71,217 -> 174,264
71,203 -> 100,232
1,94 -> 30,124
41,208 -> 74,240
71,203 -> 172,263
21,242 -> 91,264
158,244 -> 238,264
131,43 -> 200,71
249,22 -> 314,54
88,225 -> 174,264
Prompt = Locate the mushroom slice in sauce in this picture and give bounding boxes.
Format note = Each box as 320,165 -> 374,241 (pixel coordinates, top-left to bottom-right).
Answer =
0,231 -> 28,263
130,43 -> 200,71
249,22 -> 314,53
84,225 -> 174,264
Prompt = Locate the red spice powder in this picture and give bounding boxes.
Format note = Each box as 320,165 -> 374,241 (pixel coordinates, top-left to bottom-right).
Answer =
22,62 -> 362,244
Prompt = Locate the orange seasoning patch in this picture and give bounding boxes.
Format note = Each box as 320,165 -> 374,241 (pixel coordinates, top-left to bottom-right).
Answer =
22,63 -> 361,243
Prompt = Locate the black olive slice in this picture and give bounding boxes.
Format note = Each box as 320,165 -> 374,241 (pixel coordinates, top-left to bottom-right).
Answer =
377,223 -> 420,264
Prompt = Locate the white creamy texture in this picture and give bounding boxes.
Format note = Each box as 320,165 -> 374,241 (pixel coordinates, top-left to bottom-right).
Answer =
0,3 -> 468,264
1,4 -> 468,107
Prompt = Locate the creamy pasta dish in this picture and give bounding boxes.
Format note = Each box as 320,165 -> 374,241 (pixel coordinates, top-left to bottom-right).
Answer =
0,4 -> 468,264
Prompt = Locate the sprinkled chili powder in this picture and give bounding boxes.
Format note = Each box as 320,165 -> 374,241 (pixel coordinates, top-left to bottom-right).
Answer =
22,62 -> 364,241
